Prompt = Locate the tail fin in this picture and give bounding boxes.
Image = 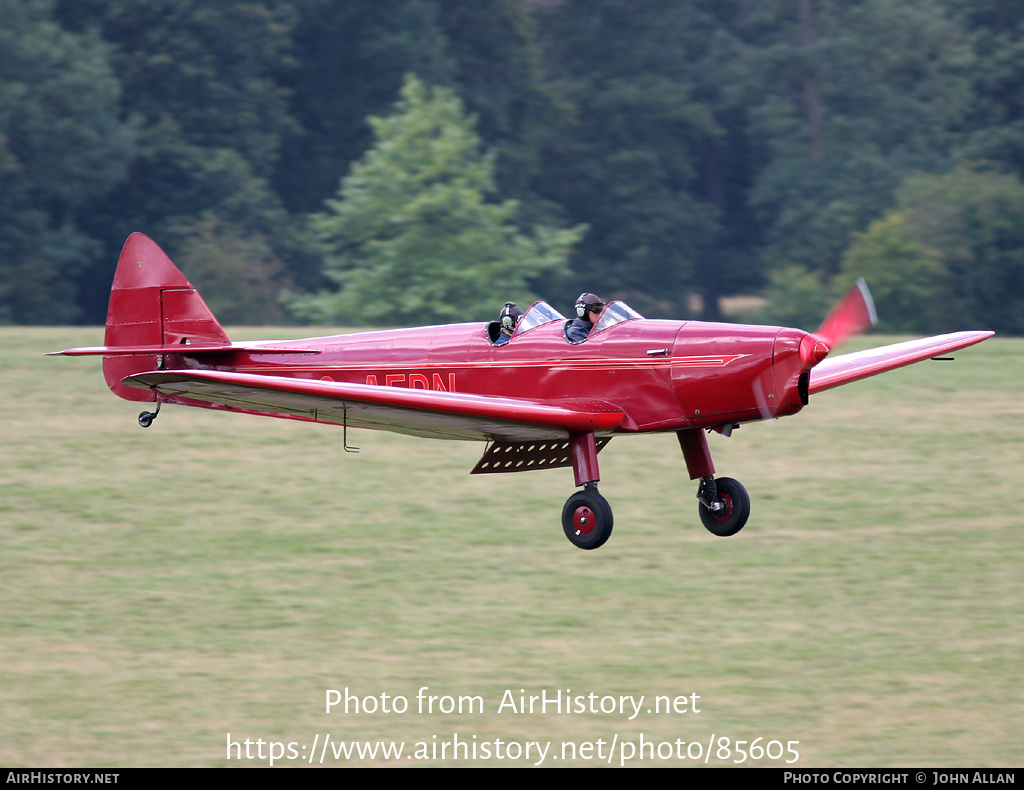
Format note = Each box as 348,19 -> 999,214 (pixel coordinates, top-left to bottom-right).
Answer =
103,233 -> 229,402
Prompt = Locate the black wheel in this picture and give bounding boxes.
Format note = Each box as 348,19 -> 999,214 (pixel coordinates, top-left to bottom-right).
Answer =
698,477 -> 750,537
138,411 -> 155,428
562,488 -> 614,550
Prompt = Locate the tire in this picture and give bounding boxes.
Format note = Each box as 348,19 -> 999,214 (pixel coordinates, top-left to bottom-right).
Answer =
698,477 -> 750,537
562,488 -> 614,550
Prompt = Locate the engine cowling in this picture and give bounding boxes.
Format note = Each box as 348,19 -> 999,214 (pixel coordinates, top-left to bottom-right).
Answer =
770,327 -> 815,419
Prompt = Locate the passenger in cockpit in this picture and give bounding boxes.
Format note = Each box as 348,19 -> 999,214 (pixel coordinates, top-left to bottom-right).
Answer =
565,292 -> 605,344
491,301 -> 523,346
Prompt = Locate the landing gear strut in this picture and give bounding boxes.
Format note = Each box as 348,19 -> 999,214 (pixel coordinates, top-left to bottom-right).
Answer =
678,428 -> 750,537
561,432 -> 614,550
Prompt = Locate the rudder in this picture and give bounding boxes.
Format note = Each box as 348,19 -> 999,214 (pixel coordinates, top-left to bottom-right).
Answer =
103,233 -> 229,401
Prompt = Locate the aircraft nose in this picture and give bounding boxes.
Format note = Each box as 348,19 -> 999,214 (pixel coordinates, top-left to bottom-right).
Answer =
800,334 -> 831,368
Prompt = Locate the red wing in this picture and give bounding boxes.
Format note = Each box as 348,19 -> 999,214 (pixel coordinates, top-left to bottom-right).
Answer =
808,331 -> 993,395
124,369 -> 624,442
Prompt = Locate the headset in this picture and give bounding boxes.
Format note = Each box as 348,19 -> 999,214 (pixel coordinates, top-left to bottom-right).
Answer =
574,293 -> 605,319
500,302 -> 523,331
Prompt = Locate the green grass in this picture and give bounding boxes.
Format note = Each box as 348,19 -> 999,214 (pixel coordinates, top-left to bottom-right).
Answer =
2,327 -> 1021,767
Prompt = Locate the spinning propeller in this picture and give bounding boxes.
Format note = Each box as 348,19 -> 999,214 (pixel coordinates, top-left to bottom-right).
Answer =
799,278 -> 878,370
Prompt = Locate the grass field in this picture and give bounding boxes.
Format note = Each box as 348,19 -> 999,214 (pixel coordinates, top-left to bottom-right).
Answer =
2,326 -> 1021,767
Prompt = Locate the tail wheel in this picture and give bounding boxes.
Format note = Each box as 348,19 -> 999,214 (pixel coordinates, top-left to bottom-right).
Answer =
562,487 -> 614,550
138,402 -> 161,428
698,477 -> 750,537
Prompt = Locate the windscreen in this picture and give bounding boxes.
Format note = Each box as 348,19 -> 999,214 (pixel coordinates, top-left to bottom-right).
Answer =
514,301 -> 567,336
592,301 -> 644,334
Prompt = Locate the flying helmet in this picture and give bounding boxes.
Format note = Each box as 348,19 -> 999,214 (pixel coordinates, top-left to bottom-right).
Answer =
574,292 -> 605,319
499,301 -> 524,331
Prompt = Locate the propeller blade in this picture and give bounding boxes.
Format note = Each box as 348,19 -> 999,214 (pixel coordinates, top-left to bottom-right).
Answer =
798,278 -> 877,371
815,277 -> 877,350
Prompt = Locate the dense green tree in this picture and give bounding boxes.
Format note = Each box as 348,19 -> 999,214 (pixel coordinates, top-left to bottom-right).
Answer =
289,76 -> 583,325
0,0 -> 135,323
532,0 -> 722,317
54,1 -> 304,318
742,0 -> 970,279
838,212 -> 947,332
272,0 -> 455,215
434,1 -> 564,209
3,0 -> 1022,332
895,166 -> 1024,333
943,0 -> 1024,177
172,212 -> 287,325
276,1 -> 562,227
682,1 -> 770,319
753,265 -> 833,330
57,0 -> 298,176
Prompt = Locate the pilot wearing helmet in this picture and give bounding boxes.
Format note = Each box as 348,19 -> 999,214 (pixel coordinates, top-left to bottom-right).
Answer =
565,292 -> 605,344
491,301 -> 524,346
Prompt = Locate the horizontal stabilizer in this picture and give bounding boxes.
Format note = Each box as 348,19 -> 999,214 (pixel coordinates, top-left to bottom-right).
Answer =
49,344 -> 321,357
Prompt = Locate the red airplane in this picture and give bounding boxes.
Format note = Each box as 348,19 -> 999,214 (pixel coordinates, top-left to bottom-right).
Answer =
54,233 -> 993,550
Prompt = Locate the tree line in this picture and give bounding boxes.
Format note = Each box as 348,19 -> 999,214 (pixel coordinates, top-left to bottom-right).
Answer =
2,0 -> 1022,334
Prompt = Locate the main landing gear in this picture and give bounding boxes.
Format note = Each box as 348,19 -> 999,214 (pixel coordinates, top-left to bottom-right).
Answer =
560,434 -> 613,550
559,428 -> 750,550
679,429 -> 750,538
